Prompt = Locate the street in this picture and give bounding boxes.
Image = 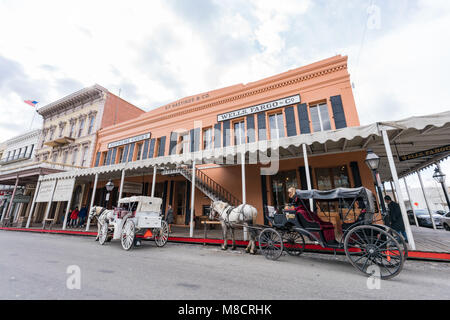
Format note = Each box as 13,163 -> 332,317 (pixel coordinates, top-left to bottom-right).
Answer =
1,231 -> 449,300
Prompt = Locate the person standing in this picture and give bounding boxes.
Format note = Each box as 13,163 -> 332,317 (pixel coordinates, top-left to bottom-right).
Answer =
165,204 -> 174,233
69,206 -> 79,228
384,195 -> 408,242
78,205 -> 88,228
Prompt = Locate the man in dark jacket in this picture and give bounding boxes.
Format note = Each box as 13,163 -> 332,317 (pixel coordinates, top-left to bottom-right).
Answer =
384,195 -> 408,242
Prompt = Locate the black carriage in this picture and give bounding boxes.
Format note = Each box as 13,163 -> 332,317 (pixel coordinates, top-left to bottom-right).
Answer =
259,187 -> 407,280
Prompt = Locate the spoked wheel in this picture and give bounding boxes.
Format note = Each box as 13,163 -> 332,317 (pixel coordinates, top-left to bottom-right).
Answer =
283,231 -> 305,256
372,224 -> 408,260
98,223 -> 109,245
344,225 -> 405,280
259,228 -> 283,260
121,219 -> 136,251
154,220 -> 169,247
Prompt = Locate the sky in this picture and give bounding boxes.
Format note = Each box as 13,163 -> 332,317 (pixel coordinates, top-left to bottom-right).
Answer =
0,0 -> 449,203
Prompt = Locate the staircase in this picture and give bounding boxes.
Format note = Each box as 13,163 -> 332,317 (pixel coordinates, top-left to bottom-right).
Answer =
162,166 -> 240,207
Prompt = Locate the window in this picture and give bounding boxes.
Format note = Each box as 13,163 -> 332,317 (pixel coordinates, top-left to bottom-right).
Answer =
69,122 -> 76,137
269,113 -> 285,140
22,146 -> 28,157
203,128 -> 213,150
81,146 -> 89,167
136,143 -> 143,161
11,150 -> 16,160
178,133 -> 189,154
88,116 -> 95,135
63,150 -> 69,164
271,170 -> 298,208
102,151 -> 108,165
310,103 -> 331,132
117,148 -> 124,164
78,118 -> 85,137
315,166 -> 350,190
233,121 -> 245,145
71,149 -> 78,166
49,128 -> 55,140
6,151 -> 10,160
59,125 -> 64,137
52,153 -> 57,163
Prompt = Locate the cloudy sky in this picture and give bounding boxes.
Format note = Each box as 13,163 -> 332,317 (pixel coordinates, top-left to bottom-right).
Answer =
0,0 -> 449,202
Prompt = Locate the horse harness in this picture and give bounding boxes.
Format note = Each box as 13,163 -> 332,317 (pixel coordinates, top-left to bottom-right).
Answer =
223,204 -> 249,224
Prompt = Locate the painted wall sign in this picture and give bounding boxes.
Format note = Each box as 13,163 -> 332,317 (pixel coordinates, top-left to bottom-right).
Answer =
35,180 -> 56,203
53,179 -> 76,202
217,94 -> 301,122
108,133 -> 151,149
122,182 -> 143,194
399,144 -> 450,162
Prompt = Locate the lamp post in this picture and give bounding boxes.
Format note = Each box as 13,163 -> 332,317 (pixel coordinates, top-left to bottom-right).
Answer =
433,165 -> 450,210
365,149 -> 387,214
105,179 -> 114,208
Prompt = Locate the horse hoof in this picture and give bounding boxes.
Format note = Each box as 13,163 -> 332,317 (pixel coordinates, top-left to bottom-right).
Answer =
221,246 -> 228,251
231,247 -> 236,251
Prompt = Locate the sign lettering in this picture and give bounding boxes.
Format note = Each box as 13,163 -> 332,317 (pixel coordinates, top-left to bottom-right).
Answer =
399,145 -> 450,162
108,133 -> 151,149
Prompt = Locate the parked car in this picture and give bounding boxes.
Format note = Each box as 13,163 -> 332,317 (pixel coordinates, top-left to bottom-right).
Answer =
435,210 -> 447,216
406,209 -> 443,228
441,212 -> 450,231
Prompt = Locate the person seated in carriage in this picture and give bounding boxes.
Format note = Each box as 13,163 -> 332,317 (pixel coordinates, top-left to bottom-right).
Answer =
287,187 -> 337,244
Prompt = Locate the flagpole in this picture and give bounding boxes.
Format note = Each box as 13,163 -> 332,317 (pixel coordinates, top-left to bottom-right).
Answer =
29,108 -> 37,130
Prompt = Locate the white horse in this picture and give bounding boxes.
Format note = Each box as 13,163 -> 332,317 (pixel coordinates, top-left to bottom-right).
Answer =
209,201 -> 258,254
88,206 -> 115,241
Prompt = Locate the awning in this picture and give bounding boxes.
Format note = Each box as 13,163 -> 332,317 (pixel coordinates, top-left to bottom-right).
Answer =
38,110 -> 450,183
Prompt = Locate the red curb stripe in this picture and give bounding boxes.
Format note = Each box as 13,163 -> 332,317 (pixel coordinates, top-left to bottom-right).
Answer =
2,227 -> 450,262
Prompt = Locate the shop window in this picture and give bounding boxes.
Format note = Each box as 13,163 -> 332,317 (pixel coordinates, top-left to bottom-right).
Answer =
315,165 -> 350,190
271,170 -> 298,208
269,113 -> 285,140
203,127 -> 213,150
310,103 -> 331,132
233,120 -> 245,145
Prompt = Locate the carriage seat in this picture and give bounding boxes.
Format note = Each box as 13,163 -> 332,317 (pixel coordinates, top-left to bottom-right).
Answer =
114,208 -> 133,219
295,206 -> 335,242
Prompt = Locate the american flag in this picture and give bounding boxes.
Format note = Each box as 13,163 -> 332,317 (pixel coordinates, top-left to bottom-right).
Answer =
24,100 -> 38,107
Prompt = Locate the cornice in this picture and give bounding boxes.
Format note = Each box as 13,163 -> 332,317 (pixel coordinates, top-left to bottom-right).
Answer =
4,129 -> 41,147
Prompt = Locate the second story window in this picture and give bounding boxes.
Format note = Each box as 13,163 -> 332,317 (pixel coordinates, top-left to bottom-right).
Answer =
78,118 -> 85,138
269,113 -> 285,140
49,128 -> 55,141
233,121 -> 245,145
81,146 -> 89,167
63,150 -> 68,164
69,122 -> 76,137
59,125 -> 65,137
178,133 -> 189,154
310,103 -> 331,132
88,116 -> 95,135
203,128 -> 213,150
136,143 -> 143,161
71,149 -> 78,166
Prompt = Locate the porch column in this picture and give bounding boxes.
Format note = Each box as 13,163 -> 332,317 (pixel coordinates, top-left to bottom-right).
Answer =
382,129 -> 416,249
437,163 -> 450,210
118,169 -> 126,205
390,180 -> 398,202
151,166 -> 157,197
4,176 -> 19,222
1,205 -> 8,223
417,170 -> 436,230
85,173 -> 98,231
63,181 -> 76,230
302,144 -> 313,210
241,151 -> 248,241
189,160 -> 196,238
26,179 -> 41,228
403,177 -> 419,227
42,179 -> 58,229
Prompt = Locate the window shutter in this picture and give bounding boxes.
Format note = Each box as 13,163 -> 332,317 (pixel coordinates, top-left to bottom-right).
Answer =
297,103 -> 311,134
142,139 -> 149,160
111,148 -> 117,165
94,152 -> 100,167
185,181 -> 191,225
350,162 -> 362,187
122,144 -> 129,163
148,139 -> 156,158
105,149 -> 112,165
285,106 -> 297,137
214,123 -> 221,148
169,132 -> 178,155
222,120 -> 230,147
247,115 -> 256,143
128,143 -> 135,162
257,113 -> 267,141
190,129 -> 195,152
330,95 -> 347,129
158,136 -> 166,157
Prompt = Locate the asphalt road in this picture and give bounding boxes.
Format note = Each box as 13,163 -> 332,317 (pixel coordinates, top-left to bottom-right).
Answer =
1,231 -> 449,300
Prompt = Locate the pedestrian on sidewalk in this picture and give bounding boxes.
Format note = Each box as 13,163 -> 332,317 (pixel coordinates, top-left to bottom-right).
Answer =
68,206 -> 79,228
78,205 -> 88,228
165,205 -> 174,233
384,195 -> 408,243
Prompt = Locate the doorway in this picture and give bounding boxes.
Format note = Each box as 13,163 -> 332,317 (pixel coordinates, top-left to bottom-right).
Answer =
174,181 -> 186,225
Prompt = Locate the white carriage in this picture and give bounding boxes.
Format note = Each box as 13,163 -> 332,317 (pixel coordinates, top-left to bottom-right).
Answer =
98,196 -> 169,250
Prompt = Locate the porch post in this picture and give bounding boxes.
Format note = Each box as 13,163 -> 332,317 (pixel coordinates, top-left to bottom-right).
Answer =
241,151 -> 248,241
417,170 -> 436,230
403,177 -> 419,227
436,163 -> 450,211
42,179 -> 58,229
381,129 -> 416,249
151,166 -> 157,197
302,144 -> 313,210
390,180 -> 398,202
4,176 -> 19,221
26,179 -> 41,228
118,169 -> 125,205
190,160 -> 196,238
63,180 -> 76,230
85,173 -> 98,231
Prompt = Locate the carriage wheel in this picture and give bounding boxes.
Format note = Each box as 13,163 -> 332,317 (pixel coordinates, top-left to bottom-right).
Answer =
344,225 -> 404,280
283,232 -> 305,256
259,228 -> 283,261
121,219 -> 136,251
154,220 -> 169,247
98,223 -> 109,245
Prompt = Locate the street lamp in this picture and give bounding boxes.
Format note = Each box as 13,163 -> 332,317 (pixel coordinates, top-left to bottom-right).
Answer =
365,149 -> 387,214
105,179 -> 114,207
433,166 -> 450,210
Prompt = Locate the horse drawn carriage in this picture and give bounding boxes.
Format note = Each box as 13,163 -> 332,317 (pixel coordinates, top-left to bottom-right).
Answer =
258,187 -> 407,279
96,196 -> 169,251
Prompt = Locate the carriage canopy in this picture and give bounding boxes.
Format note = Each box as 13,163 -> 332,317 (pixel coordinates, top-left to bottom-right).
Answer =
118,196 -> 162,212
